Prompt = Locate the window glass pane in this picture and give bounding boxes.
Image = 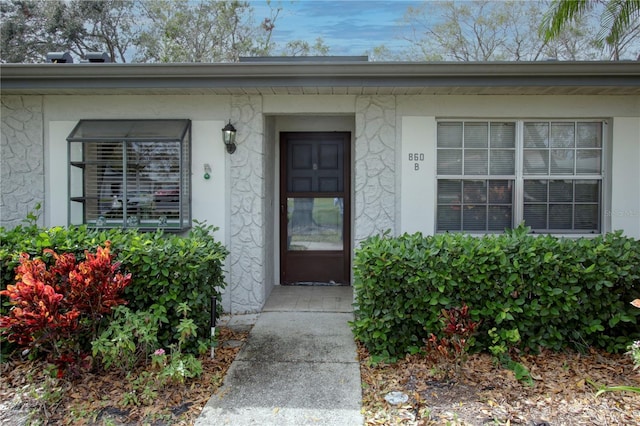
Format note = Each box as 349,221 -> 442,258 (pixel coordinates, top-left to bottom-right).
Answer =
490,122 -> 516,148
489,206 -> 512,231
437,206 -> 461,231
524,204 -> 547,229
523,149 -> 549,174
438,180 -> 461,203
550,149 -> 575,174
549,204 -> 573,229
575,180 -> 600,202
463,180 -> 487,203
551,122 -> 575,148
287,197 -> 343,251
577,122 -> 602,148
524,123 -> 549,148
463,206 -> 487,231
437,149 -> 462,174
490,150 -> 515,175
576,150 -> 601,174
464,123 -> 488,148
464,149 -> 488,175
489,180 -> 512,203
524,180 -> 548,202
437,122 -> 463,148
549,180 -> 573,202
575,204 -> 599,230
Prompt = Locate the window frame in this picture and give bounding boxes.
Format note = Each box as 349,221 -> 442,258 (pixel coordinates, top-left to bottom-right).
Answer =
435,119 -> 606,235
67,119 -> 192,232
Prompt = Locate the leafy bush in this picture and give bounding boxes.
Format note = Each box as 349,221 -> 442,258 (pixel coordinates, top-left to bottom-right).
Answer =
1,220 -> 228,354
0,244 -> 130,370
91,306 -> 160,374
351,226 -> 640,360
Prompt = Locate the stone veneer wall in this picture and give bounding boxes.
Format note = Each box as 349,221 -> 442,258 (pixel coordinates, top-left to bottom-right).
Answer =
226,95 -> 266,313
1,96 -> 45,228
354,96 -> 397,245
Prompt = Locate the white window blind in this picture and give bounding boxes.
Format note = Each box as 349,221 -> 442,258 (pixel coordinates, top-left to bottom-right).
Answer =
522,121 -> 602,232
437,121 -> 516,232
437,120 -> 603,234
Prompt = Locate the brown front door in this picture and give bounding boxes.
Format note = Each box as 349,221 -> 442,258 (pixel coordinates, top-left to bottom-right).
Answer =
280,132 -> 351,284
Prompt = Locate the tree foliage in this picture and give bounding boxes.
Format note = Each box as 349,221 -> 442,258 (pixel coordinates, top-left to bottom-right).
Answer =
281,37 -> 330,56
0,0 -> 137,63
0,0 -> 291,63
394,0 -> 603,61
134,0 -> 276,63
542,0 -> 640,60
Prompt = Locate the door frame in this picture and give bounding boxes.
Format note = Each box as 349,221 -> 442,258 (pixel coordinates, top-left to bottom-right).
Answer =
279,131 -> 351,284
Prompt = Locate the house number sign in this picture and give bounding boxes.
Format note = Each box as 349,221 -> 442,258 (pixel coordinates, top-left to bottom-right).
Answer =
408,152 -> 425,171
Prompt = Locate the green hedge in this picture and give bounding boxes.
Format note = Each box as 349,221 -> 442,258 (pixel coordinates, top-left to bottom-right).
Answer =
351,226 -> 640,360
1,220 -> 227,353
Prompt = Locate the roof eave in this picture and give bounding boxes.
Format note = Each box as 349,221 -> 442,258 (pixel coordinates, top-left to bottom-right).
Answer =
1,61 -> 639,94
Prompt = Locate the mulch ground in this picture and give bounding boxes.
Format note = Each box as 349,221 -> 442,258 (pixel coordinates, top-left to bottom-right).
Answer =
358,344 -> 640,425
0,326 -> 249,425
2,328 -> 640,425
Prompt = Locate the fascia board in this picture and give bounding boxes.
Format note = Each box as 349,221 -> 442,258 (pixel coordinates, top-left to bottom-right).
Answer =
1,61 -> 639,92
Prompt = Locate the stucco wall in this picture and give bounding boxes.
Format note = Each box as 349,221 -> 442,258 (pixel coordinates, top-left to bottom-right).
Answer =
610,117 -> 640,237
354,96 -> 397,244
1,96 -> 45,228
226,95 -> 266,313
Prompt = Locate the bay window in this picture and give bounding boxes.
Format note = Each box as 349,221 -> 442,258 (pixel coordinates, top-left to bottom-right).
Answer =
67,119 -> 191,231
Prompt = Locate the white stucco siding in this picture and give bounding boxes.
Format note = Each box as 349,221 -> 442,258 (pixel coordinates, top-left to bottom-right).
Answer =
47,121 -> 76,227
397,95 -> 638,118
43,95 -> 229,243
263,95 -> 356,114
400,116 -> 436,235
354,96 -> 397,244
1,96 -> 45,228
227,95 -> 265,313
610,117 -> 640,237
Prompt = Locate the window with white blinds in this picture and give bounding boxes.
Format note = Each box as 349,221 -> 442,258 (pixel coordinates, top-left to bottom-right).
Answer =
436,120 -> 604,233
522,122 -> 602,232
437,122 -> 516,232
67,120 -> 191,231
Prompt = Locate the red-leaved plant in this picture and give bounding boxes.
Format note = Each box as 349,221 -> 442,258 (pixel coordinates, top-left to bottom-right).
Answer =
0,242 -> 130,375
425,305 -> 480,378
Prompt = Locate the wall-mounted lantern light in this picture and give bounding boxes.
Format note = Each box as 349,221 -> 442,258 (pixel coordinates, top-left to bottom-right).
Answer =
222,121 -> 237,154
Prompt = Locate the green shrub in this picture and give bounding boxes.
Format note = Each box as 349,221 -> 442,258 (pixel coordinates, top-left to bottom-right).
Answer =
1,220 -> 227,354
91,306 -> 160,374
351,225 -> 640,360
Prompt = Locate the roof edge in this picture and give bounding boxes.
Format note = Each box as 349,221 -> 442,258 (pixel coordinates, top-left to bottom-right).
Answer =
1,61 -> 638,95
2,61 -> 639,80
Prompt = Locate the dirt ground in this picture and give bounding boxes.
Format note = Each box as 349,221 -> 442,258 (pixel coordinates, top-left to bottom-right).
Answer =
2,327 -> 639,425
0,326 -> 249,425
358,344 -> 640,425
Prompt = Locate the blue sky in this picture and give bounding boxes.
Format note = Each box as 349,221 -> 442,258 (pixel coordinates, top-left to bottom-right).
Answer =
253,0 -> 422,55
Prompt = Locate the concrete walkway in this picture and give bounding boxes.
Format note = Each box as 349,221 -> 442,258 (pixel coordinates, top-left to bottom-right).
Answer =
195,286 -> 363,426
